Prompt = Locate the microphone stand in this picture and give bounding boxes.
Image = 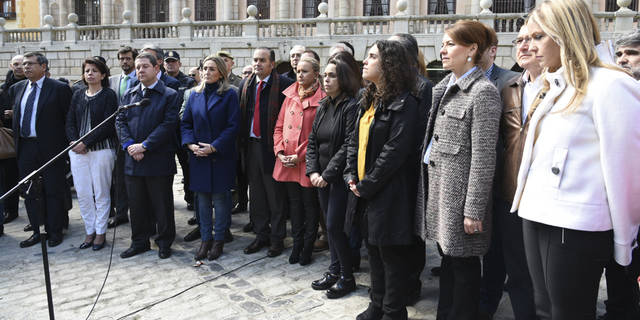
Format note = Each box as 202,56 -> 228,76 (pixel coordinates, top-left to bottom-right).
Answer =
0,101 -> 143,320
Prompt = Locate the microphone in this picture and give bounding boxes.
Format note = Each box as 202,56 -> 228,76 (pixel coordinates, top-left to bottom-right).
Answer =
119,98 -> 151,110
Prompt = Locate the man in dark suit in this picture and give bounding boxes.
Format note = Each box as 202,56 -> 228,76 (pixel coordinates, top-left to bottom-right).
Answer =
107,46 -> 138,229
239,48 -> 293,257
10,52 -> 72,248
478,26 -> 522,320
116,52 -> 179,259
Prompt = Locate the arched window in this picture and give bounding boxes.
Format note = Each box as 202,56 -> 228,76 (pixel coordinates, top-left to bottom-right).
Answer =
196,0 -> 216,21
75,0 -> 100,25
303,0 -> 322,18
140,0 -> 169,23
606,0 -> 638,11
428,0 -> 456,14
247,0 -> 270,19
363,0 -> 390,16
0,0 -> 15,19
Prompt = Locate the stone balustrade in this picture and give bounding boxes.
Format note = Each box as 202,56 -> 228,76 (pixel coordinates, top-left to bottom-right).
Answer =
0,1 -> 636,82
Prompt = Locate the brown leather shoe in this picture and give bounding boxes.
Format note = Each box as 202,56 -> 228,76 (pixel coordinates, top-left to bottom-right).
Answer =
313,238 -> 328,252
195,240 -> 212,260
207,240 -> 224,260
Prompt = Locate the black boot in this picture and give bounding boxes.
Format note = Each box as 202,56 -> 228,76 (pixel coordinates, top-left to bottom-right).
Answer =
207,240 -> 224,260
289,243 -> 302,264
299,239 -> 314,266
194,240 -> 212,261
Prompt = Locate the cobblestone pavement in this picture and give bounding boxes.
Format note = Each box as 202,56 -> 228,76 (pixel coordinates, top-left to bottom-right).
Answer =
0,178 -> 607,319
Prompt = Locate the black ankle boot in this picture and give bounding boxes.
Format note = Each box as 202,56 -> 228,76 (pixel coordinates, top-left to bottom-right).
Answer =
289,243 -> 302,264
299,241 -> 314,266
207,240 -> 224,260
194,240 -> 212,261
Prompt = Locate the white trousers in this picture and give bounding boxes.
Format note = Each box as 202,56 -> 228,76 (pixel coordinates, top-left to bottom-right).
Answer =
69,149 -> 116,235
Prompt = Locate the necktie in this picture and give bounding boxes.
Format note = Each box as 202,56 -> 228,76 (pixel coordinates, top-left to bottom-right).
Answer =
120,75 -> 129,96
21,82 -> 37,138
252,81 -> 264,137
142,88 -> 150,99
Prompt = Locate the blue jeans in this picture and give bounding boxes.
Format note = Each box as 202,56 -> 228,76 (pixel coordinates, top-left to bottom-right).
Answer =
197,191 -> 232,241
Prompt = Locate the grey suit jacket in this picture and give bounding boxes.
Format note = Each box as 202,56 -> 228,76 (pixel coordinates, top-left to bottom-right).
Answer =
415,67 -> 502,257
109,73 -> 137,102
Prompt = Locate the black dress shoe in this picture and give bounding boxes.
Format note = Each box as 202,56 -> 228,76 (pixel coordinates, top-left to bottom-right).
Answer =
3,211 -> 17,223
356,303 -> 384,320
244,238 -> 269,254
0,225 -> 4,237
187,216 -> 198,225
79,241 -> 93,249
430,266 -> 441,277
267,243 -> 283,258
48,234 -> 63,247
24,224 -> 33,232
120,246 -> 150,258
326,277 -> 356,299
311,272 -> 339,290
186,203 -> 194,211
20,234 -> 41,248
242,221 -> 254,233
158,247 -> 172,259
108,216 -> 129,229
224,229 -> 234,243
183,227 -> 201,242
92,241 -> 106,251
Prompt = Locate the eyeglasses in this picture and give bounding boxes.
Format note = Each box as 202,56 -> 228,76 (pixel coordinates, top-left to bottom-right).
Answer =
242,71 -> 253,75
188,74 -> 197,77
512,37 -> 532,46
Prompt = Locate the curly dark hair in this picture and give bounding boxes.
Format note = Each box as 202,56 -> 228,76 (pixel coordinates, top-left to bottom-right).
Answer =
360,40 -> 416,109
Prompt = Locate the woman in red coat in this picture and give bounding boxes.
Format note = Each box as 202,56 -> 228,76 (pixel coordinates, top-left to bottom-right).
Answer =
273,57 -> 326,265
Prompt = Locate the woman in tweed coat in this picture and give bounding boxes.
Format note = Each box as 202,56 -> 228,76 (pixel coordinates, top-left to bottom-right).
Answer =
415,20 -> 501,320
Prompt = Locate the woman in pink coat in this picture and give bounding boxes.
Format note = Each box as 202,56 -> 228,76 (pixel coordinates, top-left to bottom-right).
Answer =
273,56 -> 326,265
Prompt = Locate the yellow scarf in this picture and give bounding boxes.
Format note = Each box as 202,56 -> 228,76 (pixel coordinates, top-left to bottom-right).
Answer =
358,104 -> 375,181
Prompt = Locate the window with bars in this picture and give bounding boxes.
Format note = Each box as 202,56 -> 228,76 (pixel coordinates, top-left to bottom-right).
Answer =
75,0 -> 100,25
303,0 -> 322,18
140,0 -> 169,23
0,0 -> 15,19
428,0 -> 456,14
492,0 -> 529,13
363,0 -> 390,16
606,0 -> 638,11
196,0 -> 216,21
247,0 -> 270,19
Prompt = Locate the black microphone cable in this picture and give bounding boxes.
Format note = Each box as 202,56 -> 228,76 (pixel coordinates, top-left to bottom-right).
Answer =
84,220 -> 118,320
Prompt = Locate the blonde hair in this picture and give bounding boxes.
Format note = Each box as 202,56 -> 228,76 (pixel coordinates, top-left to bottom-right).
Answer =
530,0 -> 624,112
194,55 -> 230,95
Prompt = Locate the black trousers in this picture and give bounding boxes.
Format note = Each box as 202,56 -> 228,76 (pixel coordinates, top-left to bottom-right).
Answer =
480,198 -> 536,319
176,147 -> 193,205
17,139 -> 66,237
112,147 -> 129,220
368,243 -> 412,320
247,140 -> 286,244
125,175 -> 175,249
0,157 -> 19,214
604,245 -> 640,319
234,156 -> 249,209
523,219 -> 613,320
437,247 -> 481,320
318,180 -> 352,277
285,182 -> 319,249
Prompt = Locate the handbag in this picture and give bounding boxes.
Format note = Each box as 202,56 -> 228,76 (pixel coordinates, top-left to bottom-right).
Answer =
0,127 -> 16,159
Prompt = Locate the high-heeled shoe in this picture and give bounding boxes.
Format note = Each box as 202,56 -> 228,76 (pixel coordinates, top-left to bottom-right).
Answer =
79,234 -> 95,249
92,234 -> 106,251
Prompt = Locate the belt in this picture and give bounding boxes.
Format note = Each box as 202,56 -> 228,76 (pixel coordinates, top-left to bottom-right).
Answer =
20,137 -> 37,141
248,137 -> 261,142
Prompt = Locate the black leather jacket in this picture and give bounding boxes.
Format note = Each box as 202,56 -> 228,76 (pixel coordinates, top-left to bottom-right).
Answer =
305,93 -> 357,183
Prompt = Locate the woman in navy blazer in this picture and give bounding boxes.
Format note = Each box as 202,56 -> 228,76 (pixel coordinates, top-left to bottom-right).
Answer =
181,55 -> 240,261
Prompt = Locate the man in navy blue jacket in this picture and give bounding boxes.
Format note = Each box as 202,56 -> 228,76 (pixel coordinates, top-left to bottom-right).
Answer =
116,52 -> 179,259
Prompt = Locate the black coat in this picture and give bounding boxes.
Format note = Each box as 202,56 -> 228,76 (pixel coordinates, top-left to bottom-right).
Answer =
343,91 -> 421,246
65,88 -> 118,148
306,94 -> 357,183
10,77 -> 72,159
116,81 -> 179,176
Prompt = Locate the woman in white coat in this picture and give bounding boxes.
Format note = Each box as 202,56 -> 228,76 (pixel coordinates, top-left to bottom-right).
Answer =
511,1 -> 640,319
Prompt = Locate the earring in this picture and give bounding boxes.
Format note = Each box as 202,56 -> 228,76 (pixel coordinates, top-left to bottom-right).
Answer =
467,56 -> 472,62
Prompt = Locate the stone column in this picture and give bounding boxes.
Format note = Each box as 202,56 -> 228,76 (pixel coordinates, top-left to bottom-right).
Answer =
39,0 -> 49,26
101,0 -> 113,24
171,0 -> 182,23
470,0 -> 480,14
278,0 -> 289,18
224,0 -> 233,20
59,0 -> 69,26
338,0 -> 350,17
